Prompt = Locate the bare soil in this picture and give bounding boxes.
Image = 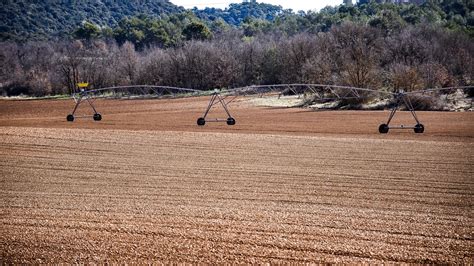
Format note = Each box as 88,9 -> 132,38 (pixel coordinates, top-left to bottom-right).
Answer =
1,97 -> 473,263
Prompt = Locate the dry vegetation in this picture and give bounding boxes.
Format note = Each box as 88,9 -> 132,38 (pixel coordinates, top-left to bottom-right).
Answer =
1,23 -> 473,102
0,97 -> 473,263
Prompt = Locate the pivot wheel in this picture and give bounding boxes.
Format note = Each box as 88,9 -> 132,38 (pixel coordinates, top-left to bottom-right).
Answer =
197,117 -> 206,126
414,123 -> 424,134
227,117 -> 236,126
66,114 -> 74,122
93,113 -> 102,121
378,124 -> 389,134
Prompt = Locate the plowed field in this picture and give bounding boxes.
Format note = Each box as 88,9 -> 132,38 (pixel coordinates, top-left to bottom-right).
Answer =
1,97 -> 473,263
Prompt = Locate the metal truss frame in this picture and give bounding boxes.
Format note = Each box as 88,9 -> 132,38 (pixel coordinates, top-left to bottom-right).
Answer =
67,89 -> 101,122
66,85 -> 200,122
67,84 -> 473,134
378,92 -> 424,134
209,84 -> 472,133
196,91 -> 235,126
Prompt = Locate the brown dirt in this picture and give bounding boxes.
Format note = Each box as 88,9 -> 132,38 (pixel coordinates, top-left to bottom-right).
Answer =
0,97 -> 473,141
1,97 -> 473,263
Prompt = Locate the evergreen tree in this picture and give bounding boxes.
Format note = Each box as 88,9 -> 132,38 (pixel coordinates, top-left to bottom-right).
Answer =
73,21 -> 101,40
183,22 -> 213,41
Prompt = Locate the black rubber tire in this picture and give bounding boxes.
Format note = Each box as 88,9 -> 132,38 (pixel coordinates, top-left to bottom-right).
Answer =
227,117 -> 236,126
414,123 -> 424,134
378,124 -> 389,134
66,114 -> 74,122
93,113 -> 102,121
197,117 -> 206,126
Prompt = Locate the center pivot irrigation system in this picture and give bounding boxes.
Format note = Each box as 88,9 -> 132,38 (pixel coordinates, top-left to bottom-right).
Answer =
67,84 -> 201,122
67,84 -> 473,134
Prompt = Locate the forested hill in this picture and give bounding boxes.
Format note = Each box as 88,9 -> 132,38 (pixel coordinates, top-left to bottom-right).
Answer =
1,1 -> 473,99
1,0 -> 473,41
0,0 -> 183,41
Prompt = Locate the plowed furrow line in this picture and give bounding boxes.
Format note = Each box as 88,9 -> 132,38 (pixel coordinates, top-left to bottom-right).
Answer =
1,127 -> 472,263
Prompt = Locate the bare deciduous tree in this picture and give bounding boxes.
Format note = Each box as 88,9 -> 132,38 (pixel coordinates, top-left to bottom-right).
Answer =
57,40 -> 86,94
302,33 -> 337,84
278,34 -> 318,83
117,41 -> 139,85
331,23 -> 383,90
0,22 -> 471,104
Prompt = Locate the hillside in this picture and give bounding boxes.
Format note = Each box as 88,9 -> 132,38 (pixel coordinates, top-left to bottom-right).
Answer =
0,0 -> 472,98
0,0 -> 183,40
1,0 -> 473,41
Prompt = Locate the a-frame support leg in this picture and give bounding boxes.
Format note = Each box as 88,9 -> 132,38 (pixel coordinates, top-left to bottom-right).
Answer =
197,92 -> 235,126
379,94 -> 424,134
67,92 -> 102,122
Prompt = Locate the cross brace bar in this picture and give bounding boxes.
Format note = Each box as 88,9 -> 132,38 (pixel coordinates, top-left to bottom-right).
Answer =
379,93 -> 424,134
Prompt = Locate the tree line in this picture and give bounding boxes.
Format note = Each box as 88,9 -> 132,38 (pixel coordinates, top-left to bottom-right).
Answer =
1,22 -> 472,101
